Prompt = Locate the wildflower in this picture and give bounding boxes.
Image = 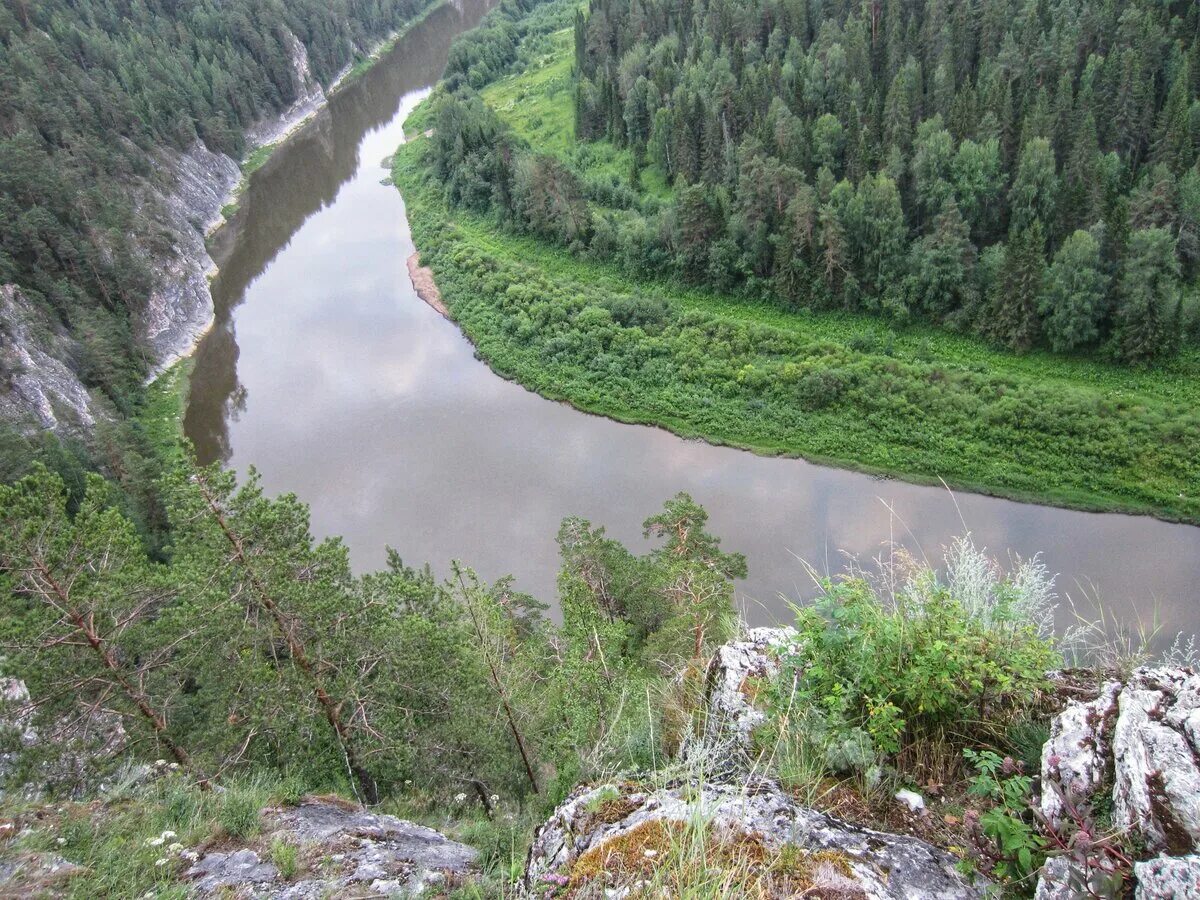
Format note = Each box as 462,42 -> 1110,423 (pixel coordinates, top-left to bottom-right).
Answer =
56,837 -> 66,845
1000,756 -> 1017,775
180,850 -> 199,862
168,842 -> 183,853
154,759 -> 167,767
404,780 -> 412,786
1047,753 -> 1062,768
490,794 -> 499,803
161,830 -> 177,839
147,836 -> 165,847
643,849 -> 658,858
168,763 -> 181,771
453,793 -> 467,803
154,858 -> 169,867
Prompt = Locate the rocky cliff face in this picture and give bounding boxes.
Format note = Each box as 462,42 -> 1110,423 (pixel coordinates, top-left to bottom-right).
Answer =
523,627 -> 990,899
1,28 -> 341,430
139,27 -> 326,381
0,286 -> 99,433
1037,667 -> 1200,898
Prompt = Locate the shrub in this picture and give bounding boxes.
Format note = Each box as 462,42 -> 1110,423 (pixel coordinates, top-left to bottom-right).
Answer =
767,538 -> 1059,781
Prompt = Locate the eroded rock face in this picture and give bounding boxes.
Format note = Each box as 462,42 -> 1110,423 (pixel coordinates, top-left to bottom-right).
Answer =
1037,668 -> 1200,897
138,140 -> 240,376
685,626 -> 798,761
1133,854 -> 1200,899
1112,670 -> 1200,854
0,286 -> 99,433
523,779 -> 987,899
186,798 -> 479,898
1040,679 -> 1121,829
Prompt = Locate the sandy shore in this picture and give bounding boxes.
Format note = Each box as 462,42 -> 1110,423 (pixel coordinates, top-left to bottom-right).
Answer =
407,252 -> 449,317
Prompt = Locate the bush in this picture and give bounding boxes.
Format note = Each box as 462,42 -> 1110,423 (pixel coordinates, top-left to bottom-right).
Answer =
767,538 -> 1059,781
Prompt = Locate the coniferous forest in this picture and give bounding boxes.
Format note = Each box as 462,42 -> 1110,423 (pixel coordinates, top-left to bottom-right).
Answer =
433,0 -> 1200,363
0,0 -> 432,406
3,0 -> 1200,896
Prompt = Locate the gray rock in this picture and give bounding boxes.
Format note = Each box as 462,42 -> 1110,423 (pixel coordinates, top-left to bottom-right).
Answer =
684,626 -> 798,763
184,798 -> 478,898
266,798 -> 478,876
1040,680 -> 1121,829
138,140 -> 239,375
188,848 -> 279,894
0,287 -> 99,434
1037,668 -> 1200,899
1112,669 -> 1200,854
523,779 -> 987,899
1134,854 -> 1200,899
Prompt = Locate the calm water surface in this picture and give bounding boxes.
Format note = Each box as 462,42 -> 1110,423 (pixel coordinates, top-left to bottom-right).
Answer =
185,0 -> 1200,638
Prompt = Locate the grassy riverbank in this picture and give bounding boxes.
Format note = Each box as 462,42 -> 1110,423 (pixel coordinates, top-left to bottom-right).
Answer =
393,134 -> 1200,522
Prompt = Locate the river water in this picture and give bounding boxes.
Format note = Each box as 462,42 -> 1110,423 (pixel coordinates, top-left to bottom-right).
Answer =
184,0 -> 1200,641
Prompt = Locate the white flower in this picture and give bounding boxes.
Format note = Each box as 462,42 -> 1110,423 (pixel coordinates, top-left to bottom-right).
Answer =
168,842 -> 183,853
154,858 -> 169,867
168,763 -> 181,771
56,837 -> 66,845
180,850 -> 199,862
160,830 -> 177,839
643,849 -> 657,858
147,836 -> 165,847
489,794 -> 499,803
404,780 -> 412,786
154,759 -> 167,767
453,793 -> 467,803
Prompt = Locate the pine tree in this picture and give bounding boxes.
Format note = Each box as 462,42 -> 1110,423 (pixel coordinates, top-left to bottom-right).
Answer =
986,222 -> 1045,351
1113,228 -> 1182,364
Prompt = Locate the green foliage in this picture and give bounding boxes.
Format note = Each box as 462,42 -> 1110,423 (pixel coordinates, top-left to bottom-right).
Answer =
768,540 -> 1059,780
429,0 -> 1200,366
269,839 -> 300,880
964,749 -> 1048,885
219,786 -> 265,839
393,141 -> 1200,523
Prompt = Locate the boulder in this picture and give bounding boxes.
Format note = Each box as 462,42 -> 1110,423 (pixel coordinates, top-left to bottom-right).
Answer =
684,626 -> 798,762
1133,854 -> 1200,899
1037,668 -> 1200,897
523,779 -> 987,899
186,797 -> 478,898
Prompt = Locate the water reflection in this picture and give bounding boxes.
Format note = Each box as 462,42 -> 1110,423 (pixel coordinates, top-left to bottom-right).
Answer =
184,0 -> 1200,640
186,0 -> 496,462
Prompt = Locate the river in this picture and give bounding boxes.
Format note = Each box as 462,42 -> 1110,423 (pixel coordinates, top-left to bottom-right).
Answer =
183,0 -> 1200,643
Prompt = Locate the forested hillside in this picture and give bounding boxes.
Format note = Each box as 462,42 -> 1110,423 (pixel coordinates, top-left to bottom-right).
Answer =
0,0 -> 432,410
437,0 -> 1200,363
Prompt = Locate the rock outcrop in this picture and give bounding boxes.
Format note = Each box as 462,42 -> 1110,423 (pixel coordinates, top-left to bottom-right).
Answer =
524,778 -> 987,899
524,627 -> 987,899
1038,667 -> 1200,897
0,286 -> 99,433
138,141 -> 240,376
688,626 -> 799,756
185,797 -> 479,898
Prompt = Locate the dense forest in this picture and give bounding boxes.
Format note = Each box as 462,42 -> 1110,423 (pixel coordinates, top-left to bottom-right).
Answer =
431,0 -> 1200,363
0,0 -> 432,409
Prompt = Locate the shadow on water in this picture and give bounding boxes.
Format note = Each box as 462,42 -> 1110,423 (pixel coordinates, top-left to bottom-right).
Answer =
185,0 -> 495,463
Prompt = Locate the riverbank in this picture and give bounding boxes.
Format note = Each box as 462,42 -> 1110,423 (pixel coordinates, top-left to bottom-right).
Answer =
145,0 -> 457,395
392,138 -> 1200,524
